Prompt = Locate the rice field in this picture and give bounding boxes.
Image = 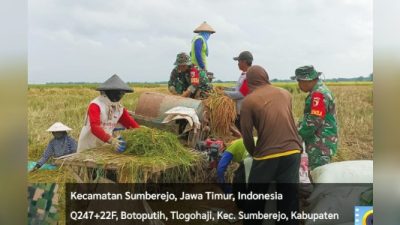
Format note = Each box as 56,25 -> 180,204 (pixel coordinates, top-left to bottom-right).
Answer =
28,82 -> 373,163
28,82 -> 372,225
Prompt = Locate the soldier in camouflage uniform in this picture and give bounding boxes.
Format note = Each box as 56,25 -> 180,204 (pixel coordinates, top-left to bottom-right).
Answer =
292,65 -> 338,170
168,52 -> 192,95
189,69 -> 211,99
168,52 -> 211,99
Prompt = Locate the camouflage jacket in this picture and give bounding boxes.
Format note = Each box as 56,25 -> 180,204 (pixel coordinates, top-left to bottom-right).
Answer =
28,184 -> 60,224
191,70 -> 212,99
299,80 -> 338,156
168,67 -> 191,94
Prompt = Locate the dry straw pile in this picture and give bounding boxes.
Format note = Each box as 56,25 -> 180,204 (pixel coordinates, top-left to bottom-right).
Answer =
203,89 -> 237,137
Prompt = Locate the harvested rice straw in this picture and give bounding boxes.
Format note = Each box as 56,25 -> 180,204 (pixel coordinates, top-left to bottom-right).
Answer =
203,89 -> 237,136
119,127 -> 190,157
55,127 -> 208,183
28,168 -> 75,183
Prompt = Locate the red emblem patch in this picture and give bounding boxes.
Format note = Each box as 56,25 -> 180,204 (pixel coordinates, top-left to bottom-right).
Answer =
310,92 -> 326,118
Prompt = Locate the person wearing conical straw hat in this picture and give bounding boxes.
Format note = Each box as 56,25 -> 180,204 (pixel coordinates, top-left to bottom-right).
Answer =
31,122 -> 77,172
77,74 -> 140,152
190,21 -> 215,72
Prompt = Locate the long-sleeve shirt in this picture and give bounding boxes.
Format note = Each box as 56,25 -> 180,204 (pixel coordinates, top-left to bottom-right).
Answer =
194,39 -> 206,70
37,135 -> 77,166
217,138 -> 255,183
88,103 -> 140,142
168,67 -> 191,94
240,66 -> 302,159
224,73 -> 248,114
298,80 -> 338,157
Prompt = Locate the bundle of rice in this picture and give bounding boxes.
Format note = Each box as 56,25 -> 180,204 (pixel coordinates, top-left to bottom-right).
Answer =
120,127 -> 189,157
55,127 -> 208,183
203,89 -> 237,136
28,169 -> 75,184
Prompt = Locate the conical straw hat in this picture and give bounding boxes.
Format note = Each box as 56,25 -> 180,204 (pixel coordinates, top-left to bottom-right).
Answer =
194,21 -> 216,33
47,122 -> 72,132
96,74 -> 133,92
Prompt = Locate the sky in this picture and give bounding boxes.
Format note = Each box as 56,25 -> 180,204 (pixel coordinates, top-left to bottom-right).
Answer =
28,0 -> 372,83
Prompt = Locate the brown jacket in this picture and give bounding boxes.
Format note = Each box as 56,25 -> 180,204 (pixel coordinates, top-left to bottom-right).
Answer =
240,65 -> 302,158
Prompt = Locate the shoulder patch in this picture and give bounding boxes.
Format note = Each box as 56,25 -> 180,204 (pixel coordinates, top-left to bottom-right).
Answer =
310,92 -> 326,118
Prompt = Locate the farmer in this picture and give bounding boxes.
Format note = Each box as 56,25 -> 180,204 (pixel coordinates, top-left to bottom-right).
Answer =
217,137 -> 257,184
31,122 -> 77,172
168,52 -> 192,95
190,21 -> 215,71
77,74 -> 140,152
224,51 -> 253,132
292,65 -> 338,170
240,65 -> 302,225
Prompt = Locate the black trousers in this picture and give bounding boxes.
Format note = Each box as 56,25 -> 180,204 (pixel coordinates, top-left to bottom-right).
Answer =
243,153 -> 300,225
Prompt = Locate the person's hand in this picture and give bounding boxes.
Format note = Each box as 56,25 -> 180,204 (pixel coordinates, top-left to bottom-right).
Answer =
109,136 -> 127,152
168,86 -> 177,95
30,164 -> 41,173
181,90 -> 191,97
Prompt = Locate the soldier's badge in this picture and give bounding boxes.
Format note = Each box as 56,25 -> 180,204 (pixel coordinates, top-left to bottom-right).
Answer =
310,92 -> 326,118
312,97 -> 320,107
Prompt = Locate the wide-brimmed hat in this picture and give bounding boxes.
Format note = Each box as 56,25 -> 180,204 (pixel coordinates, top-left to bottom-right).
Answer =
291,65 -> 322,81
96,74 -> 133,92
193,21 -> 216,33
174,52 -> 192,66
47,122 -> 72,132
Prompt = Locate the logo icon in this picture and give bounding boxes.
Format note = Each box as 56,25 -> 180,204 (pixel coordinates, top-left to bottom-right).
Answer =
355,206 -> 373,225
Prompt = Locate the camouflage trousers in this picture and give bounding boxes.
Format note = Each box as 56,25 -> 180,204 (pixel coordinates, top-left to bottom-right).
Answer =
306,146 -> 331,171
28,183 -> 60,225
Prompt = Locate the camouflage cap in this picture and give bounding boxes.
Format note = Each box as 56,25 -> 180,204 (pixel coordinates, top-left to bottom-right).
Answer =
174,52 -> 192,66
291,65 -> 322,81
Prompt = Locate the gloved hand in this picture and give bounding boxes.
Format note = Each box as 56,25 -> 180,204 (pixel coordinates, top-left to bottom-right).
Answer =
30,164 -> 41,173
113,127 -> 125,132
109,136 -> 127,153
113,127 -> 125,137
168,86 -> 177,95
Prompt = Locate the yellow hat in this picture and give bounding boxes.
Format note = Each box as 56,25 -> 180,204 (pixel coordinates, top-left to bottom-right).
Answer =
193,21 -> 216,33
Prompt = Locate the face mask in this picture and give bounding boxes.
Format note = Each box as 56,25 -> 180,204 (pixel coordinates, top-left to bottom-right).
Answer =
200,32 -> 210,41
52,131 -> 66,139
105,90 -> 125,102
